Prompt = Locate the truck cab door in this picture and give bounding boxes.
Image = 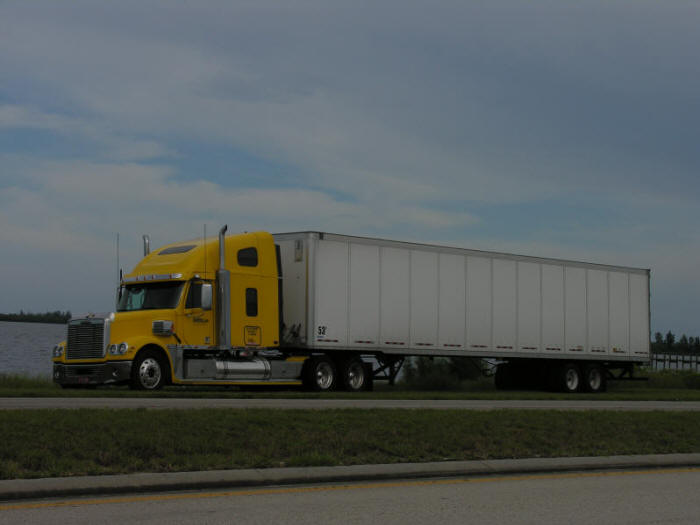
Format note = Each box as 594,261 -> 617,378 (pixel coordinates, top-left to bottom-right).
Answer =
179,280 -> 214,346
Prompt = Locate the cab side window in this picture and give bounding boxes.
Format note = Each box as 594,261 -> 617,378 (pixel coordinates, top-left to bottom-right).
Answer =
238,247 -> 258,267
186,282 -> 203,309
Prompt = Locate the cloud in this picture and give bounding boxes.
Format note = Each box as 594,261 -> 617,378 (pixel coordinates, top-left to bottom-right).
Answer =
0,155 -> 479,256
0,104 -> 170,161
2,1 -> 698,207
0,1 -> 699,333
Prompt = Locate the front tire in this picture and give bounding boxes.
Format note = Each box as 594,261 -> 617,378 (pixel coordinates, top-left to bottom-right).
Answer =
130,349 -> 168,390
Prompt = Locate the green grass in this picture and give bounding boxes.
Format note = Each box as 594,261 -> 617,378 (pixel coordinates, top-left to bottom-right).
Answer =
3,371 -> 700,400
1,408 -> 700,479
0,374 -> 54,390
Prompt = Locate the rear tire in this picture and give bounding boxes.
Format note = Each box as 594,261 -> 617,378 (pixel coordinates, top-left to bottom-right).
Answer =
582,364 -> 607,393
559,362 -> 581,393
340,357 -> 367,392
303,356 -> 337,392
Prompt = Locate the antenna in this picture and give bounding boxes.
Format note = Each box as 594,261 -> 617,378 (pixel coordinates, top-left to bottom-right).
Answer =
204,223 -> 207,278
116,233 -> 121,307
116,232 -> 120,281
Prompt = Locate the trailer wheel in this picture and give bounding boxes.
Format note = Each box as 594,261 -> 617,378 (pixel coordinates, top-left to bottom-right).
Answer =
303,356 -> 337,392
559,362 -> 581,393
582,364 -> 607,393
340,357 -> 367,392
130,349 -> 167,390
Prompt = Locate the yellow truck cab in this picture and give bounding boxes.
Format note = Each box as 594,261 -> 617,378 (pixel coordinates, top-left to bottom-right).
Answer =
52,228 -> 305,389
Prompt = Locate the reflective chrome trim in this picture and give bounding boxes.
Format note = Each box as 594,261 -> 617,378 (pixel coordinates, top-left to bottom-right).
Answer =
104,314 -> 114,355
66,318 -> 104,359
217,225 -> 231,349
64,313 -> 114,360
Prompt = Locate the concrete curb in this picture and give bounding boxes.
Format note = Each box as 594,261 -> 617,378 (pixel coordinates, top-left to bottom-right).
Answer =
3,454 -> 700,501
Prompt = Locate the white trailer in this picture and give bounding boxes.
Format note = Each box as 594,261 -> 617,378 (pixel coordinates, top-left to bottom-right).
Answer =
274,232 -> 650,392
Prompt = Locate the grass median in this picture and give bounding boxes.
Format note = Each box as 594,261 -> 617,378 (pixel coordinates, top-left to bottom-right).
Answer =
2,408 -> 700,479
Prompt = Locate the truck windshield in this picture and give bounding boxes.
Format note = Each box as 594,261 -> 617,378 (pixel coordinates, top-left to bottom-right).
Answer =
118,282 -> 184,312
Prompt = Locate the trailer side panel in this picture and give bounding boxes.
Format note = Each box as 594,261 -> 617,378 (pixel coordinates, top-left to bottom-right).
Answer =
274,232 -> 649,363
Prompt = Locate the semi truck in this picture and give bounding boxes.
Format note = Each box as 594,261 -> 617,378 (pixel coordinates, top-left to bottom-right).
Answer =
52,226 -> 650,393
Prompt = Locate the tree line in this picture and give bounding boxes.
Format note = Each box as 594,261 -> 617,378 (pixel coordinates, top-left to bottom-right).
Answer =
0,310 -> 72,324
652,332 -> 700,355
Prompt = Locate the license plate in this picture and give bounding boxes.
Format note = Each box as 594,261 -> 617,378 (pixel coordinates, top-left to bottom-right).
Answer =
78,377 -> 89,384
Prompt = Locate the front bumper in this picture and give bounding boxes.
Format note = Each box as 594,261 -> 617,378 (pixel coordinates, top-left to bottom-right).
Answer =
53,361 -> 133,386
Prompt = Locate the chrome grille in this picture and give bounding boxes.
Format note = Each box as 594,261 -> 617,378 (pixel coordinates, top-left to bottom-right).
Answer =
66,319 -> 105,359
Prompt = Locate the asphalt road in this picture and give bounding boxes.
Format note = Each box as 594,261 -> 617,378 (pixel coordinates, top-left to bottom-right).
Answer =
3,468 -> 699,524
2,397 -> 700,410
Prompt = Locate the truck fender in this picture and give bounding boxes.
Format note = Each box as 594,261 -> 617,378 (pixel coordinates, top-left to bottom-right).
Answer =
131,342 -> 173,385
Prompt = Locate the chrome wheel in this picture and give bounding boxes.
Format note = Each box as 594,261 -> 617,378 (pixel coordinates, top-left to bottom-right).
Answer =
583,364 -> 606,393
344,359 -> 366,391
562,363 -> 580,393
587,368 -> 602,391
303,357 -> 337,391
130,351 -> 168,390
138,357 -> 162,389
315,361 -> 335,390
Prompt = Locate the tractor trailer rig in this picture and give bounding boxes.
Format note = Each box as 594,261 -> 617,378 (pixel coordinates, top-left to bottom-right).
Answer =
52,226 -> 650,393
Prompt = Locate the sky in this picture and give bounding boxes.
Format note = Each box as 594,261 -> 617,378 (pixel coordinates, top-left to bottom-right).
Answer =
1,1 -> 698,336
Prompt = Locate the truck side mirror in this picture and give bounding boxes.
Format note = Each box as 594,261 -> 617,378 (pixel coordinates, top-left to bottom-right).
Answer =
201,283 -> 213,311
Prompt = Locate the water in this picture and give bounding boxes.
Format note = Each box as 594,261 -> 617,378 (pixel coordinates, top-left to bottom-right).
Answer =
0,321 -> 66,378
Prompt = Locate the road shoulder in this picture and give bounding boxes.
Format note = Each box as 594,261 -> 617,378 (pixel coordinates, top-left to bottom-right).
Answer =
3,454 -> 700,501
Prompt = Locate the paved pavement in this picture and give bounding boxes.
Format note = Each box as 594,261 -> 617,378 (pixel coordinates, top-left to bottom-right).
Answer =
5,465 -> 700,525
2,454 -> 700,501
3,397 -> 700,410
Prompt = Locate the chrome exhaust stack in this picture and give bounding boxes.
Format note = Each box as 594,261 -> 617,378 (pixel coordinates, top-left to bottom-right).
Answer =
142,235 -> 151,256
216,225 -> 231,349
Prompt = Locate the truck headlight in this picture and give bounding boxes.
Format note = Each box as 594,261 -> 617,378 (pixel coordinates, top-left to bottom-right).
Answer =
109,343 -> 129,355
52,344 -> 64,357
